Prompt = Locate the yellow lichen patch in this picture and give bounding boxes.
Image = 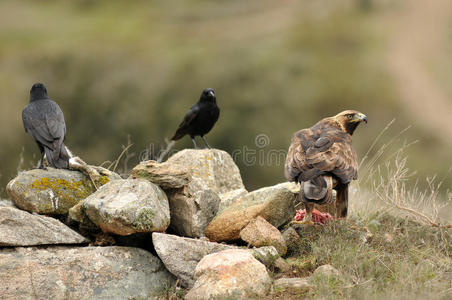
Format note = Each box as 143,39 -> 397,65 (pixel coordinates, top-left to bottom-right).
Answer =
29,177 -> 93,203
96,176 -> 110,187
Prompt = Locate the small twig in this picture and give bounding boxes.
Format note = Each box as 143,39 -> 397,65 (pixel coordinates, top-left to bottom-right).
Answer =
111,143 -> 134,172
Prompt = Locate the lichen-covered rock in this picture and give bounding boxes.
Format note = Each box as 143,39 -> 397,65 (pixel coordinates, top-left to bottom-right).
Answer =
205,184 -> 296,242
240,216 -> 287,256
249,246 -> 280,268
152,232 -> 237,288
185,249 -> 271,300
0,207 -> 88,246
281,226 -> 302,253
164,149 -> 245,237
131,160 -> 191,189
83,179 -> 170,235
6,168 -> 119,215
0,246 -> 175,299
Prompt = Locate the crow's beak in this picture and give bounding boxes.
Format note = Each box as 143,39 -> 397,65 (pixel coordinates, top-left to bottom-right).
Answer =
209,91 -> 215,97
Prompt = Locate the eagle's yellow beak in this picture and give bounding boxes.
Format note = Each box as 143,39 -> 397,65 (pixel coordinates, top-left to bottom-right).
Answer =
352,113 -> 368,123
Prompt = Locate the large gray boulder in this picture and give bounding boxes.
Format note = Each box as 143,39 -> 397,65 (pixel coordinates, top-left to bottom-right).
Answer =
0,206 -> 88,246
0,246 -> 175,299
138,149 -> 245,237
83,179 -> 170,235
152,232 -> 237,288
166,149 -> 245,195
185,249 -> 271,300
6,168 -> 120,215
205,183 -> 297,242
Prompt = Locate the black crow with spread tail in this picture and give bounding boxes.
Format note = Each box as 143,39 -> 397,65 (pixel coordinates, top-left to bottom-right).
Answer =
170,88 -> 220,148
285,110 -> 367,224
22,83 -> 70,169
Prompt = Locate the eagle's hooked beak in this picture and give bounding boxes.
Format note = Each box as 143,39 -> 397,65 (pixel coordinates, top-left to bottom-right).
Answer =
357,113 -> 367,123
352,113 -> 368,123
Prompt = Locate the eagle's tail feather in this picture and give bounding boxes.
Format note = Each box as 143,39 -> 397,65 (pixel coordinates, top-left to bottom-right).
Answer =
301,175 -> 334,205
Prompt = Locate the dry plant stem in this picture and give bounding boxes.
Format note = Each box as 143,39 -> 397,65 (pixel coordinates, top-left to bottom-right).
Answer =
157,139 -> 175,163
390,202 -> 452,228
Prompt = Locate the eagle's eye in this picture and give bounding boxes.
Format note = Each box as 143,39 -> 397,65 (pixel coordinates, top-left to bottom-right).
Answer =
347,114 -> 353,120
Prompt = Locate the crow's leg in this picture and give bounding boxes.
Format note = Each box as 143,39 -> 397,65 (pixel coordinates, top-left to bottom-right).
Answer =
201,136 -> 211,149
191,136 -> 198,149
37,143 -> 47,170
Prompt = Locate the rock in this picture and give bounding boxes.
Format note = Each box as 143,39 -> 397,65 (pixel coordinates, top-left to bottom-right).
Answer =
249,246 -> 280,267
218,188 -> 248,212
282,226 -> 302,253
131,160 -> 191,189
166,186 -> 220,237
0,246 -> 175,299
274,277 -> 313,293
205,184 -> 296,242
6,168 -> 119,215
167,149 -> 245,194
0,207 -> 88,246
152,232 -> 237,288
274,257 -> 292,273
240,216 -> 287,256
67,201 -> 97,230
165,149 -> 245,237
0,199 -> 15,207
185,249 -> 271,300
274,181 -> 301,193
83,179 -> 170,235
312,264 -> 341,278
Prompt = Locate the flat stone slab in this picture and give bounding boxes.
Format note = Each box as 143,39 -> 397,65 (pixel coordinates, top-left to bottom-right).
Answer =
0,246 -> 175,299
0,206 -> 88,246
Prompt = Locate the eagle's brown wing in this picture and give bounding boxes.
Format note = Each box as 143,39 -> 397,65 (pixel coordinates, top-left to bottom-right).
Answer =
285,121 -> 358,184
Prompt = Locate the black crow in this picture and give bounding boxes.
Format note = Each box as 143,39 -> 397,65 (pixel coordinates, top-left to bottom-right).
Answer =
170,88 -> 220,148
22,83 -> 70,169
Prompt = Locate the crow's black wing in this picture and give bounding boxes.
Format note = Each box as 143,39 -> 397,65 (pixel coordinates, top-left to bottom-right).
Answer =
22,100 -> 66,150
171,104 -> 200,140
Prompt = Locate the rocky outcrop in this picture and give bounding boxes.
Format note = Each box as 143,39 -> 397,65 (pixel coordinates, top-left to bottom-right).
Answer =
6,168 -> 119,215
240,216 -> 287,256
132,160 -> 191,189
146,149 -> 246,237
205,183 -> 297,242
152,232 -> 237,288
0,207 -> 88,246
0,246 -> 175,299
185,249 -> 271,300
83,179 -> 170,235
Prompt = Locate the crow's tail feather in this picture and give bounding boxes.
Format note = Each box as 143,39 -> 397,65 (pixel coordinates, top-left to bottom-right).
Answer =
44,143 -> 69,169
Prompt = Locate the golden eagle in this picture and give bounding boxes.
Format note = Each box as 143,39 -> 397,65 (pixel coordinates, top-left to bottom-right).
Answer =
284,110 -> 367,224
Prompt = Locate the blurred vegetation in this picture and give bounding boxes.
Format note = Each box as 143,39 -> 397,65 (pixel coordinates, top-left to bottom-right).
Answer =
0,0 -> 451,196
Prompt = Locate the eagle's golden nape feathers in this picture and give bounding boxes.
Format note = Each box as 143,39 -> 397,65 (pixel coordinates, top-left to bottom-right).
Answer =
284,109 -> 367,223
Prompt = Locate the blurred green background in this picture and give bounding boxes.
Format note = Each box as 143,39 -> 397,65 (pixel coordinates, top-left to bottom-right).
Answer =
1,0 -> 451,196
